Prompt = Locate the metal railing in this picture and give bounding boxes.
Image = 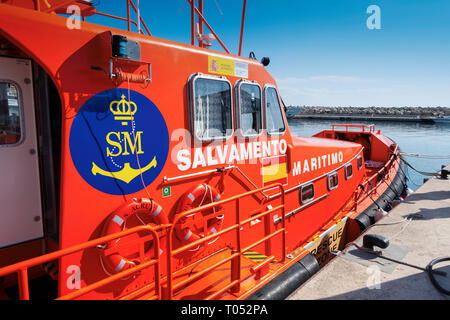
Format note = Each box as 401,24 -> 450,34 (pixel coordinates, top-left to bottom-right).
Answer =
331,124 -> 376,133
352,144 -> 399,211
0,184 -> 285,300
165,184 -> 286,300
31,0 -> 151,36
0,225 -> 164,300
30,0 -> 238,54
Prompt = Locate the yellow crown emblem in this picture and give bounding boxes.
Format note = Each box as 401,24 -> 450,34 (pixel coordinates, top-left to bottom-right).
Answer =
109,94 -> 137,121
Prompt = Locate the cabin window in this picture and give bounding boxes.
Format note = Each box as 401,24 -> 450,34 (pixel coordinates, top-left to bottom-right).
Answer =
0,82 -> 22,146
327,171 -> 339,191
190,74 -> 233,141
345,163 -> 353,180
236,80 -> 262,137
300,183 -> 315,204
264,85 -> 285,135
357,155 -> 363,170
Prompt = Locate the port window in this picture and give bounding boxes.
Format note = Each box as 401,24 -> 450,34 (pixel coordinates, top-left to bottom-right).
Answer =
264,85 -> 285,135
345,163 -> 353,180
357,156 -> 363,170
0,82 -> 22,146
189,74 -> 233,141
300,183 -> 315,204
236,80 -> 262,137
327,171 -> 339,191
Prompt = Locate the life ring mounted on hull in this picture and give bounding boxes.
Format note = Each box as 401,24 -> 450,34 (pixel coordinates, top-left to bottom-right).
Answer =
98,198 -> 168,276
174,184 -> 224,251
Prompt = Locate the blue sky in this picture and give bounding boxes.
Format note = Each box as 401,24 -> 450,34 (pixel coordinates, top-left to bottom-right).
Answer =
87,0 -> 450,107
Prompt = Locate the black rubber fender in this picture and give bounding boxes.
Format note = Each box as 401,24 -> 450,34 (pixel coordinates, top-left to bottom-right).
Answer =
355,211 -> 372,231
355,155 -> 407,231
246,253 -> 319,300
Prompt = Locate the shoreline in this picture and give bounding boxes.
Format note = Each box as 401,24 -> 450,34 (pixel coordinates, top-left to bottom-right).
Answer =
287,106 -> 450,122
292,114 -> 436,122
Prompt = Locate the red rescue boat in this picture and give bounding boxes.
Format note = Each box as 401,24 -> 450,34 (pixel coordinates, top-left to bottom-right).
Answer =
0,1 -> 406,300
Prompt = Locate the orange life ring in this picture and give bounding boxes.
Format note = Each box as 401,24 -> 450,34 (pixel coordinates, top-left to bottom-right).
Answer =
174,184 -> 224,248
99,198 -> 168,275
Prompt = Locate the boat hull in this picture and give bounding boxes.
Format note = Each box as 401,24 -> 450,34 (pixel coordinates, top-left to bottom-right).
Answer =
355,157 -> 406,230
0,3 -> 409,301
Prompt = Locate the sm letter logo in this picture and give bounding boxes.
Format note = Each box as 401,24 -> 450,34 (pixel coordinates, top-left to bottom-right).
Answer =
106,131 -> 144,157
69,89 -> 169,195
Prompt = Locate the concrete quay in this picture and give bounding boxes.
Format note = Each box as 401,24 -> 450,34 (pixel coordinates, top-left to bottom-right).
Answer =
287,165 -> 450,300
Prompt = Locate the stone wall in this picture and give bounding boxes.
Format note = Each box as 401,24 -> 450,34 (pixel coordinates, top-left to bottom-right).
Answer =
291,106 -> 450,117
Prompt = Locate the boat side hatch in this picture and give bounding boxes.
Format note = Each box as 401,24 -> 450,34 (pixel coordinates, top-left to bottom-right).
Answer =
0,56 -> 44,249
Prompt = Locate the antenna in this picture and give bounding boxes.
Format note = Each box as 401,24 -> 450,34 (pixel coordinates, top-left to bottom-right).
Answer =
136,0 -> 141,34
213,0 -> 223,15
184,0 -> 231,53
195,23 -> 216,47
238,0 -> 247,56
178,0 -> 188,14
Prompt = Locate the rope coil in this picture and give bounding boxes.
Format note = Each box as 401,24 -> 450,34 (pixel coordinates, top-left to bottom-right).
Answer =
115,68 -> 149,84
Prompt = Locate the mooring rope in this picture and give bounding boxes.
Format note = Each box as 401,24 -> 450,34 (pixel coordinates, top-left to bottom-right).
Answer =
400,152 -> 450,159
399,156 -> 442,177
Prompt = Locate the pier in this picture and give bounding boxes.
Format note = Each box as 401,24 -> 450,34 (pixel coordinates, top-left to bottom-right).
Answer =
287,164 -> 450,300
287,106 -> 450,122
294,114 -> 436,122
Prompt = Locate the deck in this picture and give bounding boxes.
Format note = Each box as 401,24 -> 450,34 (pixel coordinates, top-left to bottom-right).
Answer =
287,164 -> 450,300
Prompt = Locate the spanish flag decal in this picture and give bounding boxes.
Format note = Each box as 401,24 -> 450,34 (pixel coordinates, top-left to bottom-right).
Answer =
261,155 -> 288,187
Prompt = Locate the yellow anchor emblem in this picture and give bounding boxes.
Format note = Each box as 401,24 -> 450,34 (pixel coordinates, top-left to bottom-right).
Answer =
91,156 -> 157,184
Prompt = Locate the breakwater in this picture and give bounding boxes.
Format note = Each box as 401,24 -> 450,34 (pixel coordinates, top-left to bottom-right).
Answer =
290,106 -> 450,122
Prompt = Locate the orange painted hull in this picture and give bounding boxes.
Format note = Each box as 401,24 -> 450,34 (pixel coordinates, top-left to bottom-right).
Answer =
0,3 -> 406,300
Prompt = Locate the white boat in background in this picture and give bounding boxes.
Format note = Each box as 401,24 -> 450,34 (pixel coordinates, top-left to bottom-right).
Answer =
285,106 -> 302,119
433,116 -> 450,124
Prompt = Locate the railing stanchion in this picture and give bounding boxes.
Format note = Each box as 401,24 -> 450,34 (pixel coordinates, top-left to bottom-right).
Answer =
231,197 -> 241,293
18,268 -> 29,300
230,249 -> 241,293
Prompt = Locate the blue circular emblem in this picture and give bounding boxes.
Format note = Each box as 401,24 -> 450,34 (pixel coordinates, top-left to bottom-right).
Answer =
69,88 -> 169,195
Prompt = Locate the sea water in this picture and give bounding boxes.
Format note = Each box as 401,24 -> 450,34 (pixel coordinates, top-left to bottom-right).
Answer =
288,118 -> 450,191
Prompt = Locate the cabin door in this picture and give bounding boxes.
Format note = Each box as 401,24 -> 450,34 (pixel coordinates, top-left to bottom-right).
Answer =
0,56 -> 43,248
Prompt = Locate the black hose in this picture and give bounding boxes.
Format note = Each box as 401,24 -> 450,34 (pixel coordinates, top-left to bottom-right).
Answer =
426,257 -> 450,295
355,244 -> 450,296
